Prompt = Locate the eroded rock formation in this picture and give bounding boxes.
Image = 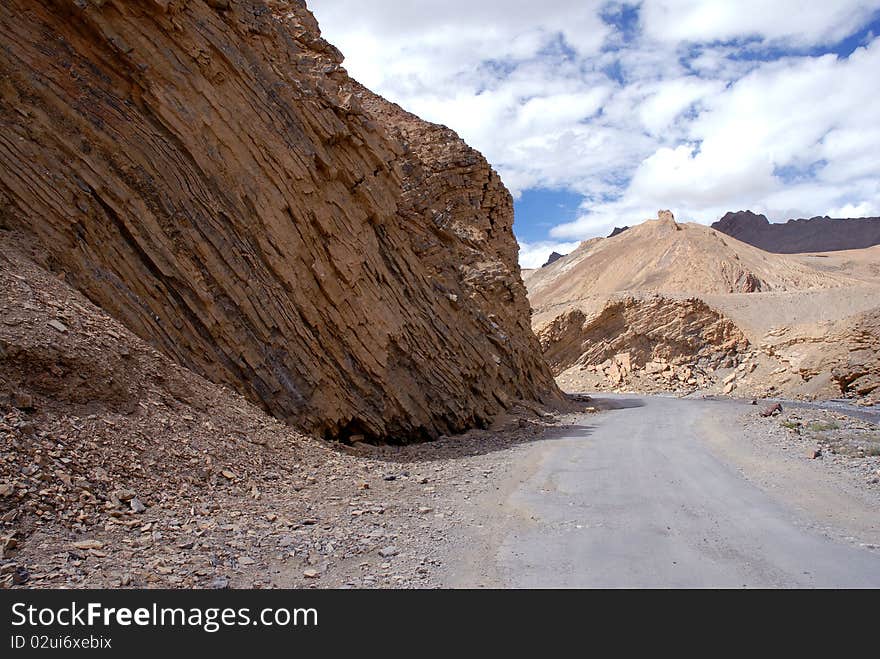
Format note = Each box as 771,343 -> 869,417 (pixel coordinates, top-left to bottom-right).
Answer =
537,296 -> 749,390
759,309 -> 880,401
0,0 -> 561,441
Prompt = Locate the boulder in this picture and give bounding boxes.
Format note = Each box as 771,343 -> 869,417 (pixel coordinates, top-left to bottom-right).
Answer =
760,403 -> 783,417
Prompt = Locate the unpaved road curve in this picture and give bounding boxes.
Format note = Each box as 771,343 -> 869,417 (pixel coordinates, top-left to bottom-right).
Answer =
442,395 -> 880,588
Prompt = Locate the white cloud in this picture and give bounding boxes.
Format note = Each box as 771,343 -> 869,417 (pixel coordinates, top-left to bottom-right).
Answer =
310,1 -> 880,260
517,240 -> 582,270
829,201 -> 880,217
552,35 -> 880,235
641,0 -> 879,45
312,0 -> 609,92
636,77 -> 725,136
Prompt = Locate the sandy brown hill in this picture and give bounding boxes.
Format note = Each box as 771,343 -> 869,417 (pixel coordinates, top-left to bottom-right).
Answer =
527,211 -> 857,328
0,0 -> 561,442
788,245 -> 880,285
526,211 -> 880,404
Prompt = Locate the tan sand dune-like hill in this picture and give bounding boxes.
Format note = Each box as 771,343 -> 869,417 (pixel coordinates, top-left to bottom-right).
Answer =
527,210 -> 862,324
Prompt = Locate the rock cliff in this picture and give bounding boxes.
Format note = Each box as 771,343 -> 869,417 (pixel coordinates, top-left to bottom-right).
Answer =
538,296 -> 750,392
0,0 -> 561,441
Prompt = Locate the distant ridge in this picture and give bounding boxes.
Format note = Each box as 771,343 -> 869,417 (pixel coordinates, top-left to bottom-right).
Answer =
541,251 -> 565,268
712,210 -> 880,253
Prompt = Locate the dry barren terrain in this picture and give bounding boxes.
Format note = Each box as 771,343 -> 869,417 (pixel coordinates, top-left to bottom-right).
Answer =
526,212 -> 880,405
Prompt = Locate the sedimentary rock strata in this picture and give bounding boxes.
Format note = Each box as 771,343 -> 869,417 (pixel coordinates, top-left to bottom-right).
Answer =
0,0 -> 560,441
537,296 -> 749,389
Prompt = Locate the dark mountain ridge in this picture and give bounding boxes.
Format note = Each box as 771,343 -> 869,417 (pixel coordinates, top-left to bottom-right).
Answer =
713,210 -> 880,253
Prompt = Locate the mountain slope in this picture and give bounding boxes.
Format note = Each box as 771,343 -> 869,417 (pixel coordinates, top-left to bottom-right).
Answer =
527,210 -> 857,328
525,211 -> 880,403
0,0 -> 561,442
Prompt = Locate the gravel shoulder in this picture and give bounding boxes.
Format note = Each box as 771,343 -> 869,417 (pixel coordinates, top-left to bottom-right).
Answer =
701,400 -> 880,547
2,410 -> 570,589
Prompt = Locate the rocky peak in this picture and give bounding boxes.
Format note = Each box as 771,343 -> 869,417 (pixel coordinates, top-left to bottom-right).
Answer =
656,209 -> 681,231
541,252 -> 565,268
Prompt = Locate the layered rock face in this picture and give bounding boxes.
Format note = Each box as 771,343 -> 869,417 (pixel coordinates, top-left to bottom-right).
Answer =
538,296 -> 750,391
830,310 -> 880,399
760,308 -> 880,402
713,211 -> 880,253
0,0 -> 561,441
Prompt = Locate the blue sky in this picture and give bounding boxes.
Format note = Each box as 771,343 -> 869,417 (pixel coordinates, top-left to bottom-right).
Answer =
513,189 -> 584,243
312,1 -> 880,267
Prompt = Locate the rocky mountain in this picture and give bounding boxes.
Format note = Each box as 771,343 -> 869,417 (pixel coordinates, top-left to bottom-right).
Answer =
713,210 -> 880,253
525,211 -> 880,404
0,0 -> 561,442
541,252 -> 565,268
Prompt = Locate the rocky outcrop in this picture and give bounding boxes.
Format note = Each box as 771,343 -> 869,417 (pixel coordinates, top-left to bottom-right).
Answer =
0,0 -> 561,442
713,211 -> 880,253
541,252 -> 565,268
607,226 -> 629,238
657,209 -> 680,230
759,308 -> 880,403
537,296 -> 749,389
832,325 -> 880,395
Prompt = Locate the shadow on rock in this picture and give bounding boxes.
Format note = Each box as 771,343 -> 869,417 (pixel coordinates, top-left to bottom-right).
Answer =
586,396 -> 646,411
337,417 -> 595,464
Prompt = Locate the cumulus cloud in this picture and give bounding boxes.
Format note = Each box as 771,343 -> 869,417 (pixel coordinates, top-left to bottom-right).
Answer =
553,36 -> 880,237
517,240 -> 583,270
640,0 -> 878,45
311,0 -> 880,259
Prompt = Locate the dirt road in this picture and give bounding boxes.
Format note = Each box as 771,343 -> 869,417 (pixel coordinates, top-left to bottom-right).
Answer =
441,396 -> 880,588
